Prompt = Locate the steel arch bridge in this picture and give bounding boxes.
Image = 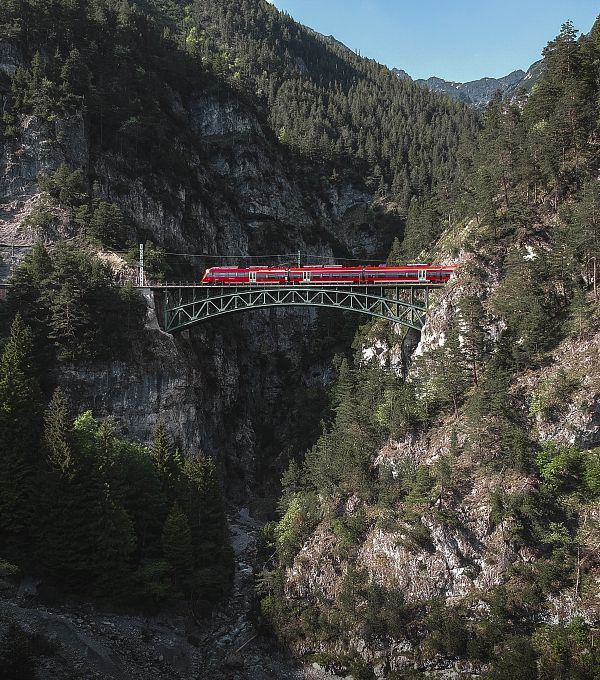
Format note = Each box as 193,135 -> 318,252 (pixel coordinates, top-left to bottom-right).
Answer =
152,283 -> 441,333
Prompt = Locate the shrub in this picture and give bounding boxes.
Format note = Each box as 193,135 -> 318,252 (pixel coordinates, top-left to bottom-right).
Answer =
38,164 -> 86,207
275,493 -> 319,563
0,559 -> 20,579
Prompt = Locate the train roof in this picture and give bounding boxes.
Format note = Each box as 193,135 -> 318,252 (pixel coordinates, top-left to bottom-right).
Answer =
206,264 -> 455,270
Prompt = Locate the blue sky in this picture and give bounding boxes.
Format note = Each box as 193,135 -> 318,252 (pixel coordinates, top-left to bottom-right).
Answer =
267,0 -> 599,82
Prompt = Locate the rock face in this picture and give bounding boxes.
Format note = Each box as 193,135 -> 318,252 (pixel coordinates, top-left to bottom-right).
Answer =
278,227 -> 600,676
0,39 -> 397,509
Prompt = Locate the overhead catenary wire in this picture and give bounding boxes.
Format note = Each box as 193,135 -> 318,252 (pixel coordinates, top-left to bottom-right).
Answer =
109,249 -> 390,264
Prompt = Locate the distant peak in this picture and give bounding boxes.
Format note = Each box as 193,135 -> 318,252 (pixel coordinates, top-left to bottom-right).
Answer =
408,65 -> 540,110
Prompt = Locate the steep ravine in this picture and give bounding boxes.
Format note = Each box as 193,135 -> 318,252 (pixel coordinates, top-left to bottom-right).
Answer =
0,38 -> 397,678
0,37 -> 396,502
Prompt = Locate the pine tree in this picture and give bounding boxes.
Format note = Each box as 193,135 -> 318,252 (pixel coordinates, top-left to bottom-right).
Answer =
44,389 -> 75,475
182,453 -> 234,614
182,454 -> 231,571
525,21 -> 595,197
38,390 -> 105,586
95,496 -> 137,592
0,315 -> 42,556
151,425 -> 183,502
162,503 -> 193,581
458,295 -> 488,387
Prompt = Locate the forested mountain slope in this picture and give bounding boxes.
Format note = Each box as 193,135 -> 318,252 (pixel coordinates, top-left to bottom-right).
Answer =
2,1 -> 599,679
0,1 -> 483,678
260,18 -> 600,680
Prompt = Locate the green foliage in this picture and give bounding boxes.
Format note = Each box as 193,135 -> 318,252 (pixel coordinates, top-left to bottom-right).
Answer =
258,14 -> 600,673
75,200 -> 128,248
331,510 -> 369,554
125,241 -> 168,283
5,1 -> 196,176
151,425 -> 183,502
182,454 -> 234,611
424,602 -> 470,659
374,380 -> 427,439
484,636 -> 538,680
95,496 -> 137,590
0,315 -> 41,555
0,559 -> 20,580
11,52 -> 60,120
536,442 -> 600,497
162,503 -> 194,580
529,371 -> 580,420
185,0 -> 478,207
491,251 -> 557,366
532,619 -> 600,679
275,493 -> 320,564
566,289 -> 596,340
7,241 -> 144,361
23,202 -> 56,232
0,360 -> 230,608
130,559 -> 175,608
38,164 -> 86,207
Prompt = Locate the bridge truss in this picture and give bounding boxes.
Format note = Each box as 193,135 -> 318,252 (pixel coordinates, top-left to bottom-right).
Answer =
154,283 -> 441,333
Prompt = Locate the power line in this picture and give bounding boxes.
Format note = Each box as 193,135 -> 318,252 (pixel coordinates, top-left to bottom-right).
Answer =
163,252 -> 301,259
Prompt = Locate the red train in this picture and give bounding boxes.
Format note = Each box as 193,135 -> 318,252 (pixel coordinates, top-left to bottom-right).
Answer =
201,265 -> 455,285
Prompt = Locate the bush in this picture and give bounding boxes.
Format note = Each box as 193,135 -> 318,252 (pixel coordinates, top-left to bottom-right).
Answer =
275,493 -> 319,563
0,559 -> 20,579
76,200 -> 128,248
332,510 -> 369,554
38,164 -> 86,207
529,371 -> 580,420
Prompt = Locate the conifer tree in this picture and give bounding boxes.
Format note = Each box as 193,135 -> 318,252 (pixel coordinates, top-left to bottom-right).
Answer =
162,503 -> 194,581
151,425 -> 183,502
38,390 -> 104,585
0,315 -> 41,555
182,454 -> 231,572
458,295 -> 488,387
44,389 -> 75,475
95,496 -> 137,592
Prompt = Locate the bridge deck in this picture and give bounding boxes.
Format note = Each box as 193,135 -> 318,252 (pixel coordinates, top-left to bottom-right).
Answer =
147,282 -> 445,289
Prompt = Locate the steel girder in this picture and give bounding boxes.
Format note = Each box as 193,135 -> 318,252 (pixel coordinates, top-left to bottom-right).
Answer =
158,285 -> 436,333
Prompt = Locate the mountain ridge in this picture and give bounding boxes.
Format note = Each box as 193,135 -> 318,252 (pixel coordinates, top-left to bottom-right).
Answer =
394,60 -> 544,108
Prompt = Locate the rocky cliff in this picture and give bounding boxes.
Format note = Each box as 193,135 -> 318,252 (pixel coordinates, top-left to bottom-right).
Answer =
271,219 -> 600,677
0,35 -> 401,508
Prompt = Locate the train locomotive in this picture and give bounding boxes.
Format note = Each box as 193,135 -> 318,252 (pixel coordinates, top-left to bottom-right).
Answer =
200,265 -> 455,285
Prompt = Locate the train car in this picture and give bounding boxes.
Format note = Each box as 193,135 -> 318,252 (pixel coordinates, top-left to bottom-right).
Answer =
200,265 -> 455,285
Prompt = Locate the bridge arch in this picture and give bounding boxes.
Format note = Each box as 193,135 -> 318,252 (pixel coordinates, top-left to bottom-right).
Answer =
154,284 -> 437,333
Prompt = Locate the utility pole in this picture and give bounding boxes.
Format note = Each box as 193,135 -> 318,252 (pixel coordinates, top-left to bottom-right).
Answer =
139,243 -> 145,287
297,250 -> 301,268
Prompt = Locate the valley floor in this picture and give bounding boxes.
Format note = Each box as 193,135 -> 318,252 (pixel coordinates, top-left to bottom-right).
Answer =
0,509 -> 336,680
